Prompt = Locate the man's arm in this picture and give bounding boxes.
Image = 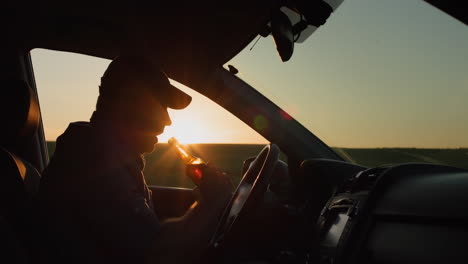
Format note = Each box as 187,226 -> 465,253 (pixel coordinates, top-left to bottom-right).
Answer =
146,165 -> 234,263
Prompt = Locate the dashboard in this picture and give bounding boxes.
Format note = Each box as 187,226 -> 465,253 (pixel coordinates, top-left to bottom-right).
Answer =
218,158 -> 468,264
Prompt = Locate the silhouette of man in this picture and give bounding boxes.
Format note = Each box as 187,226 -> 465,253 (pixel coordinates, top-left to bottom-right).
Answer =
37,55 -> 234,264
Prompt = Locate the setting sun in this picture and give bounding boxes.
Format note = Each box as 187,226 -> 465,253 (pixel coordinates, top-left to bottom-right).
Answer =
157,80 -> 268,144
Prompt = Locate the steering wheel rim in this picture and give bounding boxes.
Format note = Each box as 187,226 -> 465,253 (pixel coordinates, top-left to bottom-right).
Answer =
211,143 -> 280,246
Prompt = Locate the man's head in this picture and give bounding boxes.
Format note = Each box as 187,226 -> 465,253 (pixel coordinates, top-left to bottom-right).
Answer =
94,55 -> 192,154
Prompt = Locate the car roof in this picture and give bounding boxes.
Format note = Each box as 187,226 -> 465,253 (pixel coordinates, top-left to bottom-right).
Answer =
6,1 -> 274,86
6,1 -> 465,89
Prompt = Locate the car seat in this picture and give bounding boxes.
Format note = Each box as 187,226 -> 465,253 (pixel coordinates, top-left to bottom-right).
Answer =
0,79 -> 41,263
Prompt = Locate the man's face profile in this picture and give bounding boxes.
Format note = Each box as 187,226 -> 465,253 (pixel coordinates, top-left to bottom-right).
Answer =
119,81 -> 173,154
98,56 -> 191,154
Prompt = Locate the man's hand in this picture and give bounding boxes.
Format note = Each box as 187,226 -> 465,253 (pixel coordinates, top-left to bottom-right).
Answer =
147,164 -> 234,263
196,164 -> 234,210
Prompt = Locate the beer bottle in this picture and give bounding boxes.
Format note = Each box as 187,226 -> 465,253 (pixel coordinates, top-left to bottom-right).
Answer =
168,137 -> 206,186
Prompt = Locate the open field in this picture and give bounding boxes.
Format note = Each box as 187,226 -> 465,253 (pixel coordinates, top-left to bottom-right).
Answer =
335,148 -> 468,169
46,142 -> 468,188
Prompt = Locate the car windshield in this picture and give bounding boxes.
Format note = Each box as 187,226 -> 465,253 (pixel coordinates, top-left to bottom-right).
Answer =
226,0 -> 468,169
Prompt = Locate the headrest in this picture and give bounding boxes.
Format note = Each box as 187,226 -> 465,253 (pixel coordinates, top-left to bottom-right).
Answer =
0,148 -> 40,210
0,80 -> 40,148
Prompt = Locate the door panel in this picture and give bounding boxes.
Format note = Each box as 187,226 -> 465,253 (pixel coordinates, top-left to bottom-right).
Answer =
149,186 -> 195,220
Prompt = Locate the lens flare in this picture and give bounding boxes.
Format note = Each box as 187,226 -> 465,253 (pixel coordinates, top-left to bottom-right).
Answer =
253,115 -> 268,131
280,109 -> 293,120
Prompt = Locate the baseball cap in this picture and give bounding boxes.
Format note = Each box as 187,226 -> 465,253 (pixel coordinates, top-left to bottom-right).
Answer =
100,55 -> 192,110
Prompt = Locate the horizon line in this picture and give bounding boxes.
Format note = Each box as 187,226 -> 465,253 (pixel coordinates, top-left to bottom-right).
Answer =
45,141 -> 468,149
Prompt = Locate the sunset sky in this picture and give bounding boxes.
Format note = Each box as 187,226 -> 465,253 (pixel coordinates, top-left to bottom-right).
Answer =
31,0 -> 468,148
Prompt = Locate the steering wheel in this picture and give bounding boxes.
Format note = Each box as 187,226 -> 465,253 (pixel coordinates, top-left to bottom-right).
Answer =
211,144 -> 280,247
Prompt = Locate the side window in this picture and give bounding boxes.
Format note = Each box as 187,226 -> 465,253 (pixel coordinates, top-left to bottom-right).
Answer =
31,49 -> 268,187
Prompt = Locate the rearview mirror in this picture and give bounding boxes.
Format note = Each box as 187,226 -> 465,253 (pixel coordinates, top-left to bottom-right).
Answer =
271,10 -> 294,62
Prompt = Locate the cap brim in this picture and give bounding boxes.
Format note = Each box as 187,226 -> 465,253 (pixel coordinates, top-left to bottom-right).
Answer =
164,84 -> 192,110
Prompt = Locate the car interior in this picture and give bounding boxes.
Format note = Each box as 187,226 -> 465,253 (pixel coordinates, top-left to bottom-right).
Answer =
2,1 -> 468,263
